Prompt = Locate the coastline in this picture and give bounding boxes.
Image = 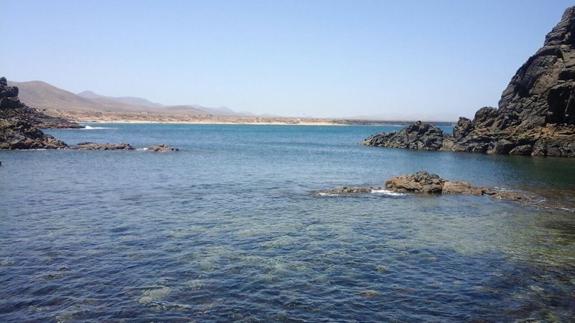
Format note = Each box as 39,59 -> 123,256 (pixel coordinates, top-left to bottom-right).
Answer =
51,112 -> 453,127
81,119 -> 349,126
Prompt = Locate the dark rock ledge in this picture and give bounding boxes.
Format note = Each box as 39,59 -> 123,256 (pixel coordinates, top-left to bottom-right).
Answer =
73,142 -> 135,151
71,142 -> 179,152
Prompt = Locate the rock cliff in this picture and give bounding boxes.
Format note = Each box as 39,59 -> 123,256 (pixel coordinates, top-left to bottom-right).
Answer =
365,7 -> 575,157
0,77 -> 69,149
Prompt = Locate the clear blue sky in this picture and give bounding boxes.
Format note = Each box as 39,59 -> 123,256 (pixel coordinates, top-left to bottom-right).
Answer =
1,0 -> 573,120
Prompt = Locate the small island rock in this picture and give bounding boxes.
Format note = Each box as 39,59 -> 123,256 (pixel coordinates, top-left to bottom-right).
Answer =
74,142 -> 135,150
146,144 -> 179,152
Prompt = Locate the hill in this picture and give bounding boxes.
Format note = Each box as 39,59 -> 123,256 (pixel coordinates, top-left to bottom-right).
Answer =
9,80 -> 240,117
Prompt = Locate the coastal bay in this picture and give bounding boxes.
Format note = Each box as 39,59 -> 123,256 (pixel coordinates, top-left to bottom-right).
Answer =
1,123 -> 574,321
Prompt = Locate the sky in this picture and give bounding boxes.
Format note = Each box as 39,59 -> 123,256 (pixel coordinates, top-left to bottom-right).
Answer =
1,0 -> 574,120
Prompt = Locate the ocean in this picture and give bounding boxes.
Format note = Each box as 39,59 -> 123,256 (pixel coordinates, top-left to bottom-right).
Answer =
1,123 -> 574,321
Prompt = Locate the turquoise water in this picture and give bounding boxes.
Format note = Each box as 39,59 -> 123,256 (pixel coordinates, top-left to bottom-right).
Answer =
1,124 -> 574,321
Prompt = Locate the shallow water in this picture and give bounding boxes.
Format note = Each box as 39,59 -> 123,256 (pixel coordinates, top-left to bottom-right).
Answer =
1,124 -> 574,321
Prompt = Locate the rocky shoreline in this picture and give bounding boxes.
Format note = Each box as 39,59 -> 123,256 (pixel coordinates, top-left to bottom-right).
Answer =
365,7 -> 575,157
1,77 -> 70,149
0,77 -> 178,152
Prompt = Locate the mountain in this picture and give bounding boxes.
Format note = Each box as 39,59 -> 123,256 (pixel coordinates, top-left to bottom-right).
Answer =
365,6 -> 575,157
77,90 -> 163,109
9,80 -> 103,112
9,80 -> 240,117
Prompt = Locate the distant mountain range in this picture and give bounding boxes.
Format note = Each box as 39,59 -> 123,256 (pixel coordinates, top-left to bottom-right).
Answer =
8,80 -> 243,117
7,80 -> 452,125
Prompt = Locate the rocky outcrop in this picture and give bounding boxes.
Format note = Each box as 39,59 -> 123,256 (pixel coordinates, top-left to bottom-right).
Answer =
384,171 -> 448,194
365,7 -> 575,157
72,143 -> 180,152
73,142 -> 135,151
0,77 -> 68,149
385,171 -> 533,201
316,171 -> 534,203
0,119 -> 68,149
364,121 -> 444,151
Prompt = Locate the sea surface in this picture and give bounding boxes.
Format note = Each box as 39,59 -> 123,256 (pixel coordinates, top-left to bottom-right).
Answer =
1,124 -> 575,322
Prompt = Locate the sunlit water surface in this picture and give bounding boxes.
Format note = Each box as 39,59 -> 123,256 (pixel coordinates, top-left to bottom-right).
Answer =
1,124 -> 574,321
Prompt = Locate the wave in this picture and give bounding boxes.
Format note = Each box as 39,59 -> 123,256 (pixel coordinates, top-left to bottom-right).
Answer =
370,189 -> 406,196
317,192 -> 339,197
317,189 -> 406,197
82,125 -> 114,130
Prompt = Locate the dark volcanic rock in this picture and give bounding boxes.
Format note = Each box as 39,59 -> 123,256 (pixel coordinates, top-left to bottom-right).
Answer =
0,119 -> 67,149
453,117 -> 474,140
73,142 -> 135,151
365,7 -> 575,157
363,121 -> 444,151
509,144 -> 533,155
0,77 -> 68,149
73,142 -> 179,152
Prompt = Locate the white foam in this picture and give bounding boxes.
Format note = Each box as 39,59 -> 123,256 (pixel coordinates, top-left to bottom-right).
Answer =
82,125 -> 113,130
317,192 -> 339,197
370,189 -> 406,196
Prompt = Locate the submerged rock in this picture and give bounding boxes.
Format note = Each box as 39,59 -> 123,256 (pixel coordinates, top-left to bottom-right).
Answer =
146,144 -> 179,152
365,7 -> 575,157
73,142 -> 135,150
71,142 -> 179,152
316,186 -> 382,196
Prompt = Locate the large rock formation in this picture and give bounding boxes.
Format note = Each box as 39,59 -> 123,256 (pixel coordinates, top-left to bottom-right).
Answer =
0,77 -> 69,149
365,7 -> 575,157
364,121 -> 444,151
